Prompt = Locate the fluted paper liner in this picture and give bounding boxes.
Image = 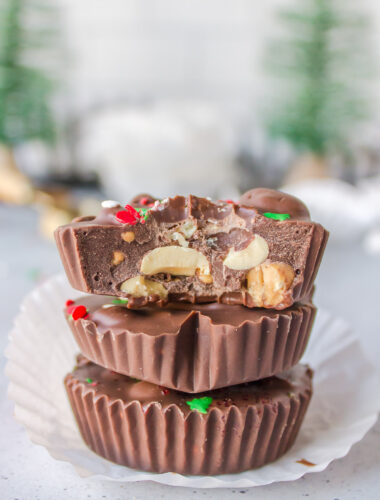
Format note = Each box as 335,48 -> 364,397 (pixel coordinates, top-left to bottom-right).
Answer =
6,275 -> 380,487
64,365 -> 312,475
68,302 -> 316,392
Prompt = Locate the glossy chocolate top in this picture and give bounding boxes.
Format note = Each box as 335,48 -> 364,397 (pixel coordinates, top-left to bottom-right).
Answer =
68,355 -> 312,413
76,189 -> 311,228
239,188 -> 310,220
67,295 -> 313,336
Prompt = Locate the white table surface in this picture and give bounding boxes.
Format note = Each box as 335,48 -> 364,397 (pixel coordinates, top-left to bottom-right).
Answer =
1,205 -> 380,500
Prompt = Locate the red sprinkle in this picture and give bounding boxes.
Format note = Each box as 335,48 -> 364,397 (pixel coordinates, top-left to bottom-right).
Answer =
224,199 -> 235,204
65,299 -> 74,307
90,381 -> 98,387
140,197 -> 149,205
160,386 -> 170,395
115,204 -> 141,225
66,304 -> 77,315
71,305 -> 88,321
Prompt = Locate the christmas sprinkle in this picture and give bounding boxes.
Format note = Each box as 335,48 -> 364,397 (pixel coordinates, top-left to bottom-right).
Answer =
65,299 -> 74,307
139,197 -> 149,205
66,304 -> 76,314
112,298 -> 128,305
263,212 -> 290,221
115,203 -> 154,225
101,200 -> 120,208
71,305 -> 88,321
224,199 -> 235,204
85,377 -> 98,386
115,205 -> 142,225
136,207 -> 150,223
186,396 -> 213,414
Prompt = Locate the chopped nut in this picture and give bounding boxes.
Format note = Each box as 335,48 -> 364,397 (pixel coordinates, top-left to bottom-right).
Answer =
247,262 -> 295,307
223,235 -> 269,271
141,246 -> 210,277
197,272 -> 213,284
121,231 -> 135,243
180,220 -> 197,239
120,276 -> 168,298
112,251 -> 125,266
171,231 -> 189,247
206,237 -> 218,248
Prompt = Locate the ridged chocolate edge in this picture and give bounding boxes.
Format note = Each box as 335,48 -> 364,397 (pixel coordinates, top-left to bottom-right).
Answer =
64,371 -> 312,475
55,226 -> 89,293
292,223 -> 329,304
68,303 -> 316,392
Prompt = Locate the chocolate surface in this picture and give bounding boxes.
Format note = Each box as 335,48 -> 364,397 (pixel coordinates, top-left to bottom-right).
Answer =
55,190 -> 328,309
65,358 -> 313,474
65,296 -> 316,392
239,188 -> 310,220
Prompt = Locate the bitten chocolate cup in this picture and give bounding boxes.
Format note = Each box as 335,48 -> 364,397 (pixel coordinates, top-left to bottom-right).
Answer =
65,357 -> 313,475
65,296 -> 316,393
55,191 -> 328,310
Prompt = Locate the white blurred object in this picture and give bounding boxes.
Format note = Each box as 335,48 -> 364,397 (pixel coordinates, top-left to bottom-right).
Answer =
15,140 -> 53,178
364,227 -> 380,255
77,101 -> 237,200
282,177 -> 380,245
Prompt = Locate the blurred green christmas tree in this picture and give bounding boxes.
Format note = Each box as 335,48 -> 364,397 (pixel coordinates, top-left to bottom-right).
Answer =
0,0 -> 56,147
265,0 -> 371,168
0,0 -> 58,203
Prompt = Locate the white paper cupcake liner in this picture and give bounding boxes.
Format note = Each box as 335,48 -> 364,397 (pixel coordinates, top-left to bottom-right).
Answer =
5,274 -> 380,488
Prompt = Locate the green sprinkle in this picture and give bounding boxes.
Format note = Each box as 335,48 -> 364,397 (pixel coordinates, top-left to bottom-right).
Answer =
112,298 -> 128,305
186,396 -> 213,414
263,212 -> 290,221
136,207 -> 150,221
86,378 -> 93,384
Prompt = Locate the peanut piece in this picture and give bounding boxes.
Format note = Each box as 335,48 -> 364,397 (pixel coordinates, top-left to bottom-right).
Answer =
141,246 -> 210,277
180,220 -> 197,239
247,262 -> 295,307
120,276 -> 168,299
197,272 -> 213,284
112,251 -> 125,266
223,235 -> 269,271
171,231 -> 189,247
121,231 -> 135,243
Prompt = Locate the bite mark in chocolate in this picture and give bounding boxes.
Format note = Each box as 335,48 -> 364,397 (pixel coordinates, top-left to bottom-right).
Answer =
65,295 -> 316,392
55,189 -> 328,309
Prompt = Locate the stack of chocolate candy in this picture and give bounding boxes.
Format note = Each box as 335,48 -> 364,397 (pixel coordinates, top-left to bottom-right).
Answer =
55,188 -> 328,475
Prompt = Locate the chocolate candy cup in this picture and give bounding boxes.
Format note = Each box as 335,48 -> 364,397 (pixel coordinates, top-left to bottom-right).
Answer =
65,357 -> 313,475
65,296 -> 316,392
55,190 -> 328,310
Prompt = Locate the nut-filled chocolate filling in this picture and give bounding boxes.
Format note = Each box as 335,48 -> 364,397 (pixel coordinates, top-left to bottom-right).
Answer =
55,189 -> 328,309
